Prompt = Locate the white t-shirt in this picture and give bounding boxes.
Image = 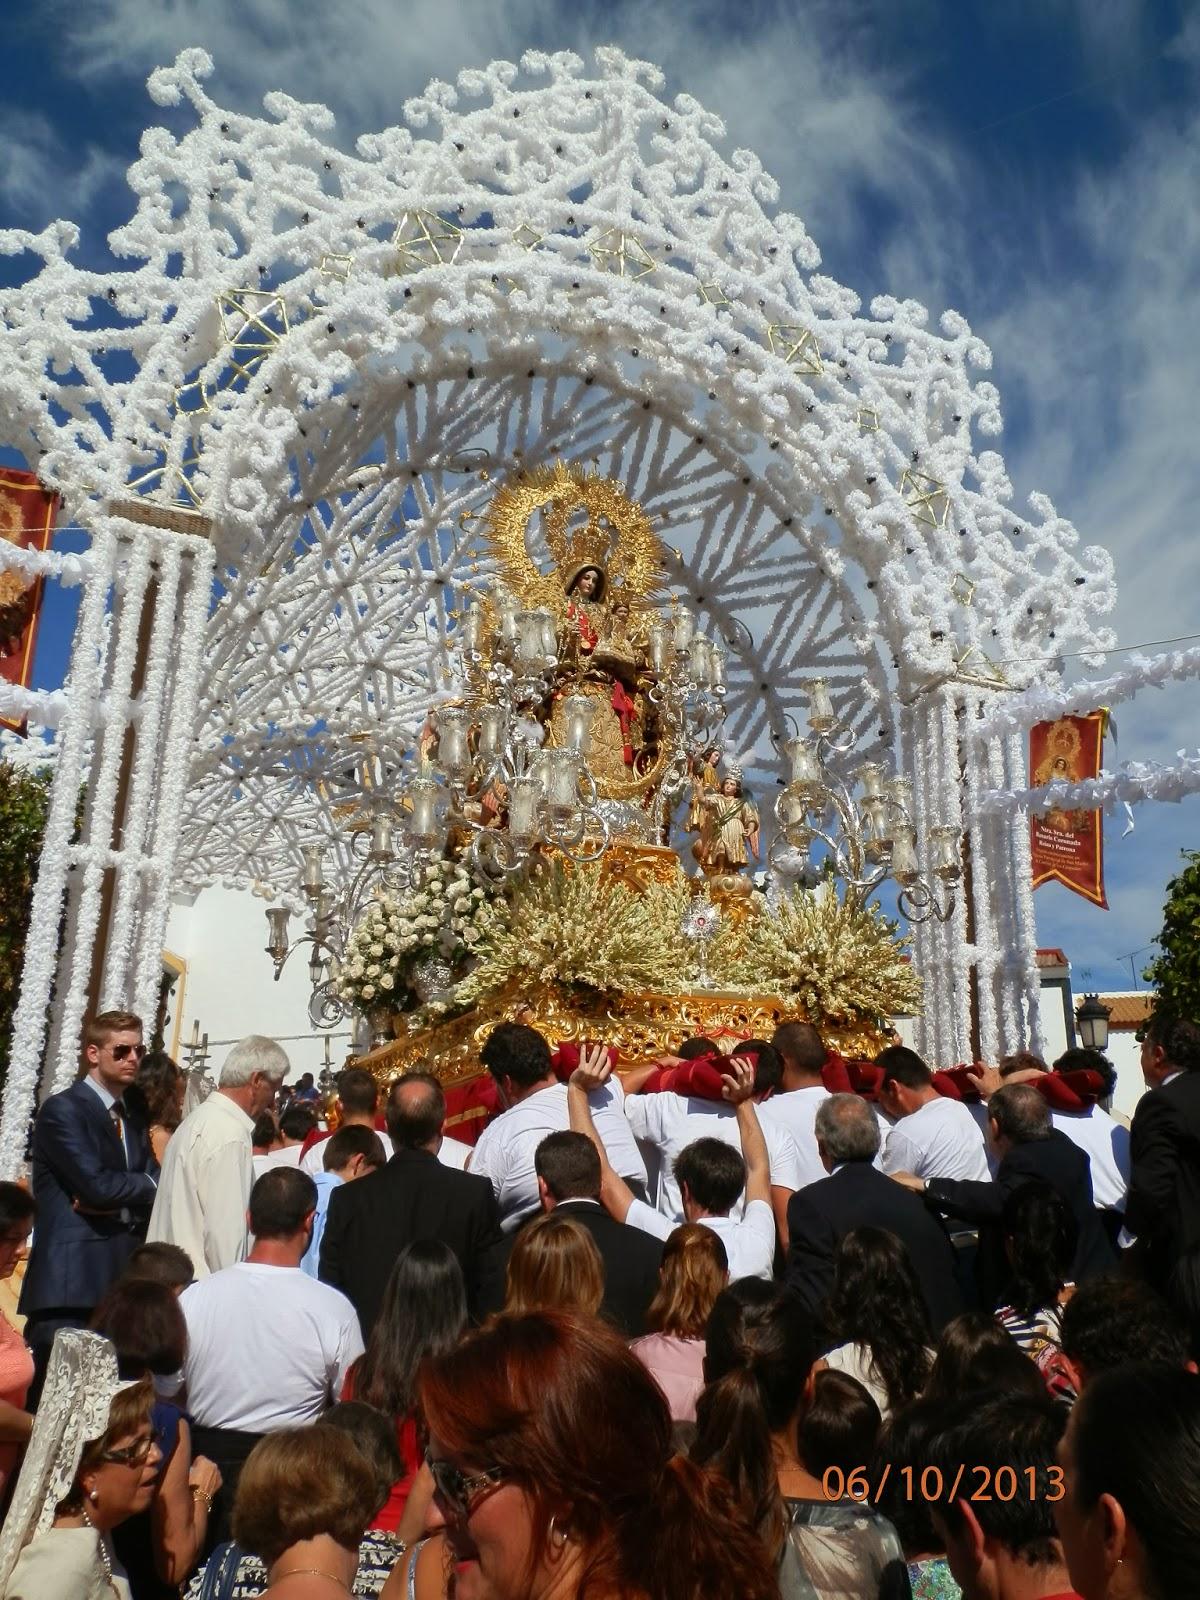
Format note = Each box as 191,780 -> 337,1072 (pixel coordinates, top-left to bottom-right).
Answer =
623,1095 -> 802,1222
437,1136 -> 473,1170
1051,1104 -> 1130,1211
627,1196 -> 776,1281
181,1262 -> 364,1432
881,1095 -> 991,1182
299,1136 -> 330,1176
252,1144 -> 304,1180
469,1080 -> 647,1231
760,1086 -> 831,1189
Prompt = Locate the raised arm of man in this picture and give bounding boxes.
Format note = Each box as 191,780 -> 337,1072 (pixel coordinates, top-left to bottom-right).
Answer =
721,1060 -> 771,1210
566,1047 -> 637,1224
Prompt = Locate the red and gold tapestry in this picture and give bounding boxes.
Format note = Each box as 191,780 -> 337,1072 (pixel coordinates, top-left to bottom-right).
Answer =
0,469 -> 59,736
1029,711 -> 1107,909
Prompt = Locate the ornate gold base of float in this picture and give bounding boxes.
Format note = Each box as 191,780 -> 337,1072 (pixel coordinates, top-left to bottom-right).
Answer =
354,979 -> 887,1088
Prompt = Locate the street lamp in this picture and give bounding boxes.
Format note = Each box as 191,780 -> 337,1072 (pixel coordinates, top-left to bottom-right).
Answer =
1075,993 -> 1111,1052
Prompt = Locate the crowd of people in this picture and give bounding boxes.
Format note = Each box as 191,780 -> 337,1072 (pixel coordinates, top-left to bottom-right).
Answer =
0,1004 -> 1198,1599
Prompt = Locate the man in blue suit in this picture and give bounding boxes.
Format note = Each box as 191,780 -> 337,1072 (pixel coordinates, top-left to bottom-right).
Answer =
20,1009 -> 159,1398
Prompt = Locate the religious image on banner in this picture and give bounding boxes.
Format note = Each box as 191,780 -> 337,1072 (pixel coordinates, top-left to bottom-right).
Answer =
0,469 -> 59,736
1029,711 -> 1107,909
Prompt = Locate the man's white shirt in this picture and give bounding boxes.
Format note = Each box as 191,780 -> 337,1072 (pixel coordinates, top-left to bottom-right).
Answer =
181,1262 -> 363,1431
469,1080 -> 647,1231
626,1196 -> 776,1280
147,1092 -> 255,1278
1051,1104 -> 1130,1211
437,1135 -> 473,1170
760,1086 -> 831,1189
624,1094 -> 801,1222
252,1143 -> 305,1180
881,1094 -> 991,1183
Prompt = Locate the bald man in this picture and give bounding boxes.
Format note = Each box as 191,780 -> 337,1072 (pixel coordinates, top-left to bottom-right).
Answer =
317,1072 -> 500,1333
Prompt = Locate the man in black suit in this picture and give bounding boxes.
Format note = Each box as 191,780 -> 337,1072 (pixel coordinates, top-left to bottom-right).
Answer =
785,1093 -> 963,1330
894,1082 -> 1115,1304
319,1071 -> 501,1334
477,1131 -> 663,1334
1123,1015 -> 1200,1291
20,1010 -> 159,1396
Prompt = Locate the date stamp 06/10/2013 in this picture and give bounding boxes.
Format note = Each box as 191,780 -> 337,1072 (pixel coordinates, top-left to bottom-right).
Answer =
822,1465 -> 1066,1505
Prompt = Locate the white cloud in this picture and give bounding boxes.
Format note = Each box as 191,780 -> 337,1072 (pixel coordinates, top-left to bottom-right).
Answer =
0,108 -> 123,222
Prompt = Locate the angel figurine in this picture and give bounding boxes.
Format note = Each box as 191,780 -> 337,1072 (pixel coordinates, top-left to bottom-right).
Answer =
694,768 -> 760,876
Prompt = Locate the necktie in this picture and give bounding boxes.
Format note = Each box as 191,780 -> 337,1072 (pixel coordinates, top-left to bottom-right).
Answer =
111,1101 -> 128,1167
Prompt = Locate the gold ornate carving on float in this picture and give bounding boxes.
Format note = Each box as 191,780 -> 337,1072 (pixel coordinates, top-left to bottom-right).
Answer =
354,978 -> 888,1089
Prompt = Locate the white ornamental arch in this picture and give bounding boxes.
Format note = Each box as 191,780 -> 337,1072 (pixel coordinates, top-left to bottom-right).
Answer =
0,46 -> 1117,1166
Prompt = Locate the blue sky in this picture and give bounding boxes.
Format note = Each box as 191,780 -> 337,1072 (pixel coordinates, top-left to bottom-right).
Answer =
3,0 -> 1197,993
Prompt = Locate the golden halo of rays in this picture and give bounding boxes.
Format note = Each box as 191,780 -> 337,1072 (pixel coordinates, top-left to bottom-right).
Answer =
479,461 -> 668,610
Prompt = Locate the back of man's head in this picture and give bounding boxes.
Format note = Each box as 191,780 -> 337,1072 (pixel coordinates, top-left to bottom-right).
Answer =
123,1241 -> 195,1293
732,1039 -> 783,1096
988,1083 -> 1051,1145
1050,1046 -> 1116,1096
249,1167 -> 318,1240
323,1123 -> 387,1176
1060,1274 -> 1190,1388
673,1138 -> 745,1216
998,1050 -> 1048,1079
279,1101 -> 317,1143
770,1020 -> 826,1081
336,1066 -> 379,1118
535,1131 -> 602,1202
220,1035 -> 290,1088
1145,1013 -> 1200,1073
386,1072 -> 446,1150
676,1036 -> 719,1060
875,1045 -> 932,1091
480,1022 -> 552,1091
925,1394 -> 1067,1581
814,1093 -> 881,1165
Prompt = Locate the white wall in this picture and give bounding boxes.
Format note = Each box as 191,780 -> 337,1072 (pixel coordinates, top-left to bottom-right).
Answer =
165,886 -> 352,1083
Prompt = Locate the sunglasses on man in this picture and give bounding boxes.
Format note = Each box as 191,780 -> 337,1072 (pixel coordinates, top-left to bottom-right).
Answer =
110,1043 -> 146,1062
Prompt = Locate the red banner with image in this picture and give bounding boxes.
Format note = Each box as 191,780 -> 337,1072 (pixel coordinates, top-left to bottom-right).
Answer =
0,469 -> 59,736
1029,711 -> 1107,909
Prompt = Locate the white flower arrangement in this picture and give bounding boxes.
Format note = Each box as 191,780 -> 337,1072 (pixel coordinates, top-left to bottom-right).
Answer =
334,860 -> 489,1013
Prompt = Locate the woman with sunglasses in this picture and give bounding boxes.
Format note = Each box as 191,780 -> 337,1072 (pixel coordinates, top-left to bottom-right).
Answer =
0,1329 -> 161,1599
397,1310 -> 779,1600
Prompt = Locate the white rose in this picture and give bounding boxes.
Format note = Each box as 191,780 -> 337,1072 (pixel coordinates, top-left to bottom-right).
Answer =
367,963 -> 381,978
380,973 -> 395,990
471,887 -> 485,900
370,942 -> 384,958
362,984 -> 376,1000
349,959 -> 365,978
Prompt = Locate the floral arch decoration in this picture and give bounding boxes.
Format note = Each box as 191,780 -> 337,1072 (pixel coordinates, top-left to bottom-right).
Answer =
0,46 -> 1118,1168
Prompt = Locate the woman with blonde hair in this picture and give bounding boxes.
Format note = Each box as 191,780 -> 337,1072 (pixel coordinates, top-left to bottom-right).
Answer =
630,1223 -> 728,1422
503,1214 -> 604,1319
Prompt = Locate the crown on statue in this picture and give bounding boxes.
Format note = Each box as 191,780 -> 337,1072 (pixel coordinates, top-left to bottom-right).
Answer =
726,764 -> 744,783
561,519 -> 613,583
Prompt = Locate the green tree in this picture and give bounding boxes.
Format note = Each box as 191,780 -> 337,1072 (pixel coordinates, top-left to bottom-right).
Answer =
0,763 -> 53,1074
1144,849 -> 1200,1026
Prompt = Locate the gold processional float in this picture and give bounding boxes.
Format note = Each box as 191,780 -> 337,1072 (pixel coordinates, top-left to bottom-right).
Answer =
311,462 -> 921,1091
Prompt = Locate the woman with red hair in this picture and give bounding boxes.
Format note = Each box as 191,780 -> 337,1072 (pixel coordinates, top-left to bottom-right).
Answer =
401,1309 -> 779,1600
